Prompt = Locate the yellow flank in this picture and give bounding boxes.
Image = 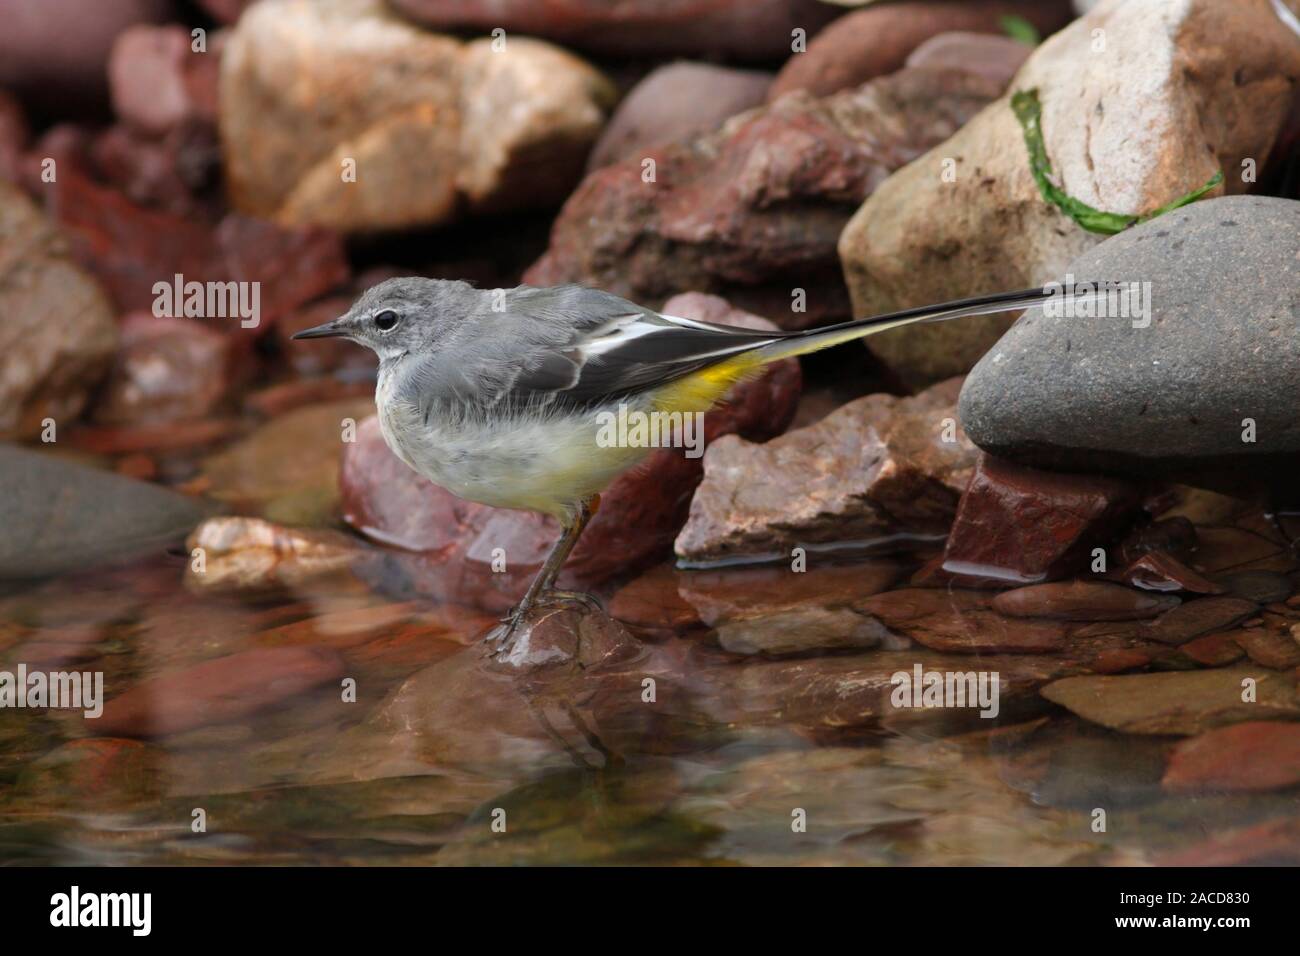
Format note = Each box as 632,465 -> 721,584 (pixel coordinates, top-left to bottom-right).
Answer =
650,352 -> 767,414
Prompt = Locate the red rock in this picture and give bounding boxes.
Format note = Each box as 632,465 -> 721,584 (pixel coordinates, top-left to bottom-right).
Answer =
109,25 -> 223,136
50,171 -> 349,325
90,122 -> 223,218
1142,597 -> 1259,646
1117,550 -> 1224,595
675,377 -> 975,564
857,588 -> 1067,654
388,0 -> 840,61
768,0 -> 1072,101
93,312 -> 231,426
1181,630 -> 1246,667
904,31 -> 1034,85
1163,721 -> 1300,793
341,294 -> 800,609
941,454 -> 1142,585
1088,648 -> 1154,674
587,62 -> 772,171
991,581 -> 1179,621
526,67 -> 1002,326
92,646 -> 347,737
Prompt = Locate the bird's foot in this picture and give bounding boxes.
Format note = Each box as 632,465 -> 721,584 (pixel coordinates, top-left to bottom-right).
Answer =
537,589 -> 604,614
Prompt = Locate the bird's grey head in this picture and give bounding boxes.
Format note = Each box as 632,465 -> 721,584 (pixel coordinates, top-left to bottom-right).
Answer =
292,277 -> 476,361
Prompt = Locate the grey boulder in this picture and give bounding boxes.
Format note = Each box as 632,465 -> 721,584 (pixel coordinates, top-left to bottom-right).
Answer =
0,444 -> 209,579
959,195 -> 1300,495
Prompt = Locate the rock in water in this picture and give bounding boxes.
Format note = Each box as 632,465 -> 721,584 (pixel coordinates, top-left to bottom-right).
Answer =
0,445 -> 207,579
959,195 -> 1300,492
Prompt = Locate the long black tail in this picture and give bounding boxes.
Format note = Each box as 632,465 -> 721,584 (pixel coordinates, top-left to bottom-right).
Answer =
758,284 -> 1102,362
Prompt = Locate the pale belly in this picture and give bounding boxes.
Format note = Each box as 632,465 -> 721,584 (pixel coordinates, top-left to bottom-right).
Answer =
376,391 -> 650,518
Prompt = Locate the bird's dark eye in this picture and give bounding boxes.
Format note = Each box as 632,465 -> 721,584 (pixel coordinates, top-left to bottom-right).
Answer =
373,310 -> 399,332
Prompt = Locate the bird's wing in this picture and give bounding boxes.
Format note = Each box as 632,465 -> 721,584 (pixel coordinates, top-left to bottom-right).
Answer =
407,285 -> 780,420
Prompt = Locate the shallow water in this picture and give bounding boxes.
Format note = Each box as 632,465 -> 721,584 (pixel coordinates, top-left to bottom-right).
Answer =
3,522 -> 1297,867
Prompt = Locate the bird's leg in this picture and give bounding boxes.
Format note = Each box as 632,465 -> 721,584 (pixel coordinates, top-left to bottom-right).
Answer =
496,495 -> 600,643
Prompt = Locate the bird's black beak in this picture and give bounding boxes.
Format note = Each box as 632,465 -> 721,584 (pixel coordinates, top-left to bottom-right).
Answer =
291,319 -> 348,340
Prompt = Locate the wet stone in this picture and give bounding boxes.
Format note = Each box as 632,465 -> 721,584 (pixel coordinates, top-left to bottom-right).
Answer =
1041,667 -> 1300,736
1163,722 -> 1300,794
991,581 -> 1179,621
941,454 -> 1141,585
92,646 -> 347,737
1141,597 -> 1259,646
1180,631 -> 1247,668
856,588 -> 1067,654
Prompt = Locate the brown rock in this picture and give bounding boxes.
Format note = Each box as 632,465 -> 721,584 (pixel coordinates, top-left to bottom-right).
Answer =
93,646 -> 346,737
387,0 -> 840,61
769,0 -> 1070,100
858,588 -> 1066,654
183,517 -> 367,595
342,294 -> 800,609
904,31 -> 1035,86
1041,667 -> 1300,735
527,67 -> 1003,325
1164,722 -> 1300,793
992,581 -> 1179,621
676,560 -> 902,656
941,454 -> 1141,584
201,399 -> 375,521
587,62 -> 772,171
1181,631 -> 1246,667
839,0 -> 1300,387
0,182 -> 118,439
220,0 -> 613,232
1142,596 -> 1258,646
92,313 -> 231,426
1235,629 -> 1300,670
713,606 -> 893,657
675,377 -> 975,564
678,560 -> 900,623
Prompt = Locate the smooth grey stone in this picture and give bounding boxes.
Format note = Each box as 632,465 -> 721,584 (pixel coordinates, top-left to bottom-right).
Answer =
0,444 -> 208,579
959,195 -> 1300,496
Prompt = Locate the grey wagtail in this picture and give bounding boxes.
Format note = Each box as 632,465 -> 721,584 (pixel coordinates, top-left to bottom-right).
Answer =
294,278 -> 1098,646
